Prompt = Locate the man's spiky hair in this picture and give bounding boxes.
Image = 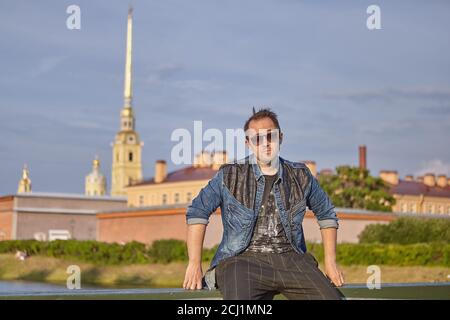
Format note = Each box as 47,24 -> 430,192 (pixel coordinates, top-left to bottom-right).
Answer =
244,107 -> 281,133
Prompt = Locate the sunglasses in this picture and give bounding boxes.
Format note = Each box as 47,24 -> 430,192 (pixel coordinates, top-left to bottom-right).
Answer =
246,130 -> 280,146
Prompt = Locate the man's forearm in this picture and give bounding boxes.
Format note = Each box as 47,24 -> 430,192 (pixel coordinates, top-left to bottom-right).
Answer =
186,224 -> 207,264
320,227 -> 337,263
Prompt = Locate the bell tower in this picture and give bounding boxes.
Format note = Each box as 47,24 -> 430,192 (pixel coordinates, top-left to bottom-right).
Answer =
111,7 -> 143,196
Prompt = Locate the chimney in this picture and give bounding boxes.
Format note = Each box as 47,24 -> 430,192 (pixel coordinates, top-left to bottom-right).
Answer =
436,175 -> 447,188
379,170 -> 399,185
417,176 -> 424,183
423,173 -> 436,187
154,160 -> 167,183
359,145 -> 367,170
212,151 -> 228,170
303,160 -> 317,177
405,175 -> 414,181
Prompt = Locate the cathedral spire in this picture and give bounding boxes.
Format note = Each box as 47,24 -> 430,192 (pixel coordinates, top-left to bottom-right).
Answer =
18,164 -> 32,193
120,6 -> 135,131
123,6 -> 133,109
111,7 -> 143,196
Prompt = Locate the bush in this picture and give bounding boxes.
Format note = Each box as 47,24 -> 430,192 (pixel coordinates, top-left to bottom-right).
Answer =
148,239 -> 187,263
0,240 -> 153,265
358,217 -> 450,244
1,238 -> 448,267
0,239 -> 208,265
307,242 -> 450,266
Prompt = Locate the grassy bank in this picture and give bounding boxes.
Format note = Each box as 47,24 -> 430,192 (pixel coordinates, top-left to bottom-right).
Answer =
0,254 -> 199,288
0,254 -> 448,288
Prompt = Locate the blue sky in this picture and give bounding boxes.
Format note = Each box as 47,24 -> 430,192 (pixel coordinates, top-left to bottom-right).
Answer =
1,0 -> 449,195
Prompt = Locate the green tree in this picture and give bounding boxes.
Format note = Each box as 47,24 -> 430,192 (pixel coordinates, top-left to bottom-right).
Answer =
318,165 -> 395,212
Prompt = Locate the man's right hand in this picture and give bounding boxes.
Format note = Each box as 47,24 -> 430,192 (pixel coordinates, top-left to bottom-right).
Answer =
182,262 -> 203,290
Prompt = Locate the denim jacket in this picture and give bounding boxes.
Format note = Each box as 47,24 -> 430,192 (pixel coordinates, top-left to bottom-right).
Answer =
186,154 -> 339,290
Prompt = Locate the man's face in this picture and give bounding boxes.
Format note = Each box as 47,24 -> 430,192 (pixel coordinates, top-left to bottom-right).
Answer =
245,117 -> 282,166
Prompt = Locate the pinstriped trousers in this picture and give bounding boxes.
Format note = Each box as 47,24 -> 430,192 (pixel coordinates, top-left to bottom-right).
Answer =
215,250 -> 345,300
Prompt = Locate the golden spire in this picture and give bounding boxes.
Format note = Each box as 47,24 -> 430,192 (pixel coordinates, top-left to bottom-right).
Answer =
120,6 -> 135,130
123,6 -> 133,109
18,164 -> 32,193
93,154 -> 100,170
111,7 -> 143,196
22,164 -> 29,179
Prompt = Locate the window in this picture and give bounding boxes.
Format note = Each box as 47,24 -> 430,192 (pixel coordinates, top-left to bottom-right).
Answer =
174,193 -> 179,203
401,202 -> 407,213
162,194 -> 167,205
128,177 -> 132,186
186,192 -> 192,202
407,203 -> 413,213
116,153 -> 119,162
139,195 -> 144,206
129,152 -> 133,162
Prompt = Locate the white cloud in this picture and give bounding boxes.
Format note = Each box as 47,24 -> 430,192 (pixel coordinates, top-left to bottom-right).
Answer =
415,159 -> 450,176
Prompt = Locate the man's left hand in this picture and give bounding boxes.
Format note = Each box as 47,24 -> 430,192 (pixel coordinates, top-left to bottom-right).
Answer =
324,260 -> 345,287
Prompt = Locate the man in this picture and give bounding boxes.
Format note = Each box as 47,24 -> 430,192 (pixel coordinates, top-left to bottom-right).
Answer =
183,108 -> 345,300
